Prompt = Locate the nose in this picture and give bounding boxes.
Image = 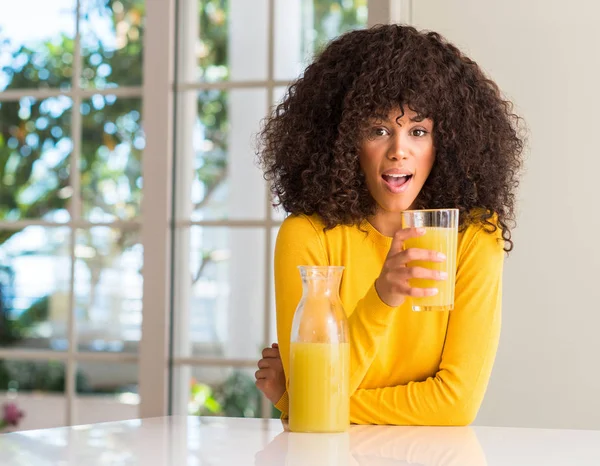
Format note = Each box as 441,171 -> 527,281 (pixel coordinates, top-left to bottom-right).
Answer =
387,133 -> 409,161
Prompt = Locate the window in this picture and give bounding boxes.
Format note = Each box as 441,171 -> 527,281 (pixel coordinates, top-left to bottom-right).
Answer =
0,0 -> 144,429
170,0 -> 368,419
1,0 -> 384,430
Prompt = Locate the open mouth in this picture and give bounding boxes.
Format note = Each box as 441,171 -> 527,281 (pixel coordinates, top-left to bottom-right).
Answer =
381,173 -> 413,193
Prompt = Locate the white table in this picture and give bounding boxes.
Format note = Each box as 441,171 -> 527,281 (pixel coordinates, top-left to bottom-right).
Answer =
0,416 -> 599,465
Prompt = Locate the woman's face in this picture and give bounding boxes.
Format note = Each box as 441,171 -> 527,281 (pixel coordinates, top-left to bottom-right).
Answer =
358,107 -> 435,213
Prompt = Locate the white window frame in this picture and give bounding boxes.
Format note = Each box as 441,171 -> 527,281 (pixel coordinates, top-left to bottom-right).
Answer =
0,0 -> 409,426
0,0 -> 145,426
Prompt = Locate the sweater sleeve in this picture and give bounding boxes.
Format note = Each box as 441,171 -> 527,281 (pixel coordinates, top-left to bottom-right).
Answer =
349,225 -> 504,426
274,215 -> 399,417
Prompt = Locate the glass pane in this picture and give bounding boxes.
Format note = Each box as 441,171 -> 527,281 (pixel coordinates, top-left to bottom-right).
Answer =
176,89 -> 266,221
173,227 -> 265,361
272,207 -> 287,222
81,96 -> 143,222
177,0 -> 267,83
173,366 -> 269,418
0,359 -> 67,430
80,0 -> 145,89
0,97 -> 73,222
0,227 -> 71,351
269,87 -> 289,221
273,86 -> 288,106
274,0 -> 368,81
75,227 -> 142,353
75,362 -> 139,424
0,0 -> 76,91
270,196 -> 287,222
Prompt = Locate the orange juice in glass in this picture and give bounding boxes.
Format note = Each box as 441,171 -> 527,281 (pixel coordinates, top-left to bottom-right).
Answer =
401,209 -> 459,311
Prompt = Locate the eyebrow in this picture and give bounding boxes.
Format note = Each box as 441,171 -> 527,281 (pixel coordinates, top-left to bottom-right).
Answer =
370,112 -> 426,123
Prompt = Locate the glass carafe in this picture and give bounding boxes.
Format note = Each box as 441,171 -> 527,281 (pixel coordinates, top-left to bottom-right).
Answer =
289,266 -> 349,433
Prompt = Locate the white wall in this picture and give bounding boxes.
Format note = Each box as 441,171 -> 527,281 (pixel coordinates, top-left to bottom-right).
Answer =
410,0 -> 600,430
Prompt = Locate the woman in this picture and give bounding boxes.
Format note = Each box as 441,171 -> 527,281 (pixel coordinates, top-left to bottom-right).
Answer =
255,24 -> 523,426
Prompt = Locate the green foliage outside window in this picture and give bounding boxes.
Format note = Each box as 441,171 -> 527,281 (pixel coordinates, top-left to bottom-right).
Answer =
0,0 -> 365,417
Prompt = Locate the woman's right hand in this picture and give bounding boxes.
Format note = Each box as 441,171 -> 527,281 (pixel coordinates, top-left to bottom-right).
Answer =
255,343 -> 286,405
375,227 -> 447,307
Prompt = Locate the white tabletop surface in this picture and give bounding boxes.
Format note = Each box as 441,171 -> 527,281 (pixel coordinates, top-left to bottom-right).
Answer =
0,416 -> 599,465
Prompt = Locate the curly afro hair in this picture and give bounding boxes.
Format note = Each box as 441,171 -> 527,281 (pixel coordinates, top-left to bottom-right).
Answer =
257,24 -> 524,252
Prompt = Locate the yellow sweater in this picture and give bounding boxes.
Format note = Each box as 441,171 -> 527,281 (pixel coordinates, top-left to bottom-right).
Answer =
274,214 -> 504,426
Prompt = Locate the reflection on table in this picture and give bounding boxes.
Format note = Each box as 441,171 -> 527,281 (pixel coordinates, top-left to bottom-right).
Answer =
256,422 -> 487,466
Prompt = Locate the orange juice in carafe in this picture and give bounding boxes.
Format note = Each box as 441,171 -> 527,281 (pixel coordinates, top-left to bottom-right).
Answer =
288,266 -> 349,433
289,342 -> 349,432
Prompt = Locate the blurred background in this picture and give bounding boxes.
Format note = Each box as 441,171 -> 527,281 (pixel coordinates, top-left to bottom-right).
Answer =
1,0 -> 599,433
0,0 -> 369,430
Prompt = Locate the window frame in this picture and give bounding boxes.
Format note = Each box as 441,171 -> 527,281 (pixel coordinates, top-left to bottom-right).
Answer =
0,0 -> 407,425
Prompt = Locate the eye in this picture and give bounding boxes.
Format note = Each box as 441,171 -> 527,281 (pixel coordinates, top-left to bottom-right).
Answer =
364,126 -> 389,140
411,128 -> 428,137
372,127 -> 389,137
